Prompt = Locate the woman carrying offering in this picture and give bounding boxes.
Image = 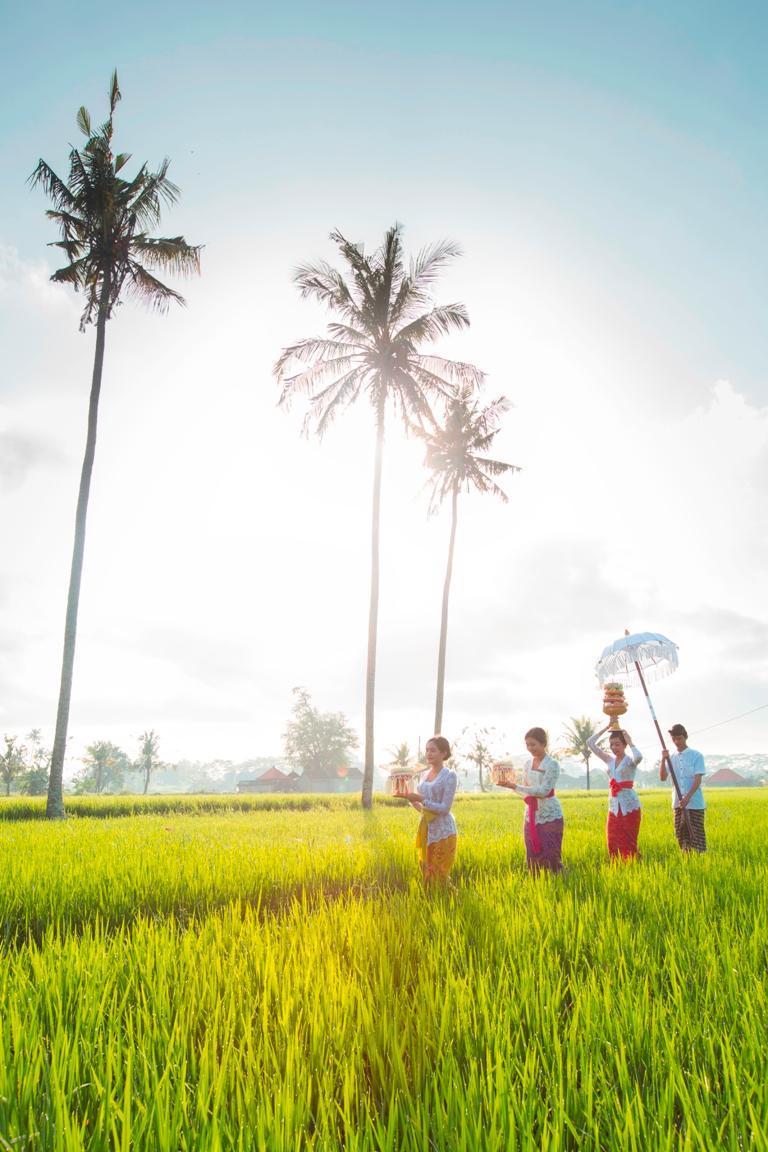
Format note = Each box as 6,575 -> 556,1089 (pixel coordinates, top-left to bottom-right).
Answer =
587,724 -> 643,859
495,727 -> 564,873
402,736 -> 458,887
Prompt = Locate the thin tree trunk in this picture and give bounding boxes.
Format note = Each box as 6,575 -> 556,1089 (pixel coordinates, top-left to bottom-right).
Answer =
361,398 -> 386,810
586,755 -> 591,792
47,278 -> 110,819
143,769 -> 149,795
434,484 -> 459,736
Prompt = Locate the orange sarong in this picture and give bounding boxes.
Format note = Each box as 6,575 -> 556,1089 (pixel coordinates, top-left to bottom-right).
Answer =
416,813 -> 456,886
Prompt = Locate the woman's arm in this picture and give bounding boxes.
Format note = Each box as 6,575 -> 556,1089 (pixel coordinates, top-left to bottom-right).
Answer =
420,771 -> 457,815
587,730 -> 613,765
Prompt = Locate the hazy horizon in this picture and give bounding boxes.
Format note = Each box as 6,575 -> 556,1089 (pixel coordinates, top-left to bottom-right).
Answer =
2,1 -> 767,775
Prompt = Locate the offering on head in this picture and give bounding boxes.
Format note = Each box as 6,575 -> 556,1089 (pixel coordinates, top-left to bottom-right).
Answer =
602,682 -> 628,730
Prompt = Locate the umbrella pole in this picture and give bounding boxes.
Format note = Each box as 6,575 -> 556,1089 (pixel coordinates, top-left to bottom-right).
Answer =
633,660 -> 691,833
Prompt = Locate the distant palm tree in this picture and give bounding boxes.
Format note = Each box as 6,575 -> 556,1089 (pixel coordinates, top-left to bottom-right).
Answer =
30,72 -> 201,818
417,391 -> 519,734
275,224 -> 483,808
387,742 -> 412,768
561,716 -> 601,791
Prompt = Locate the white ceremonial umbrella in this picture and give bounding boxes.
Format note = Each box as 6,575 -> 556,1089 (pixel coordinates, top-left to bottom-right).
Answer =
596,630 -> 687,812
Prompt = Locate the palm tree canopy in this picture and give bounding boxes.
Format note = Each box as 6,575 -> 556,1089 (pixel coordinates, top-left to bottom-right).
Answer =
29,70 -> 201,331
417,390 -> 520,513
561,716 -> 601,761
274,224 -> 485,434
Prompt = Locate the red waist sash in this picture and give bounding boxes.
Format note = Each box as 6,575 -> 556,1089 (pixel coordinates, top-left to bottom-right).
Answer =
524,790 -> 555,854
609,779 -> 634,798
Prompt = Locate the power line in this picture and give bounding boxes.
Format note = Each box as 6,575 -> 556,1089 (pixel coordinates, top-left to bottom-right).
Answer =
688,702 -> 768,737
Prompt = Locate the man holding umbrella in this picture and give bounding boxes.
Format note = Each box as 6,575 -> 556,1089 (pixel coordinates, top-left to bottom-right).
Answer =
660,724 -> 707,853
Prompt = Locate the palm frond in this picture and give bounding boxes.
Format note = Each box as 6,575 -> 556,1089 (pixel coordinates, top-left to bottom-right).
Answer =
129,235 -> 201,275
50,257 -> 90,289
330,228 -> 378,316
409,239 -> 462,289
76,106 -> 92,137
126,165 -> 180,229
125,261 -> 186,311
415,355 -> 486,391
293,261 -> 364,324
395,303 -> 470,346
475,456 -> 520,477
28,160 -> 75,209
326,321 -> 369,347
307,367 -> 370,436
109,70 -> 121,115
277,355 -> 360,404
274,336 -> 360,374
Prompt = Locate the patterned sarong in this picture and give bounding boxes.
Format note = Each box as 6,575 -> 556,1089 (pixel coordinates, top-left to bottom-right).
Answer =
420,833 -> 457,887
606,808 -> 641,859
674,808 -> 706,853
523,817 -> 563,874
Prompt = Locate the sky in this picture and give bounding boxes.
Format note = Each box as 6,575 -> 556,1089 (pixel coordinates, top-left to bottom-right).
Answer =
1,0 -> 767,775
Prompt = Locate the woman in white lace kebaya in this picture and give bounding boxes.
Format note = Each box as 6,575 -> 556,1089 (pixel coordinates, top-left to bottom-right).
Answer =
401,736 -> 458,887
496,727 -> 564,873
587,725 -> 642,859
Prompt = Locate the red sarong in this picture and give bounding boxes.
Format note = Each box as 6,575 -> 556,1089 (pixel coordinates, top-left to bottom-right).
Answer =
606,807 -> 641,859
524,789 -> 555,854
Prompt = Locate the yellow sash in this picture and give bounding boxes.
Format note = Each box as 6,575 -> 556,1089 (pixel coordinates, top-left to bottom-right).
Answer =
415,809 -> 437,863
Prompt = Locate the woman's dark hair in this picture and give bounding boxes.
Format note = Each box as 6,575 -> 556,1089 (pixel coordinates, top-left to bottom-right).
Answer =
610,730 -> 629,747
524,727 -> 548,747
427,735 -> 451,760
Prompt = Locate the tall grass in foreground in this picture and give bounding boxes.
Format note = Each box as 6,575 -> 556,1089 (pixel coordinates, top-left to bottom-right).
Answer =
0,793 -> 766,1150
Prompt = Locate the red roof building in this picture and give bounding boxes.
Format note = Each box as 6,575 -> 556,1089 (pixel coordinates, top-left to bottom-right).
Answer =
706,767 -> 749,787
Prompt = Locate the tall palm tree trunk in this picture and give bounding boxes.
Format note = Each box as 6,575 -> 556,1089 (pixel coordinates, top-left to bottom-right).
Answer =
362,398 -> 386,810
47,278 -> 110,818
434,484 -> 459,736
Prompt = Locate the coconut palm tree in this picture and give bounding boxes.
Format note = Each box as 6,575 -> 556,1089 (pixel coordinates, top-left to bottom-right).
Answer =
275,225 -> 483,808
561,716 -> 602,791
30,72 -> 201,818
417,391 -> 519,735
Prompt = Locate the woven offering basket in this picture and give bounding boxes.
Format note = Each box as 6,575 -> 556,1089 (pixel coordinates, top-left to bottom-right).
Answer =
389,770 -> 414,798
490,762 -> 518,787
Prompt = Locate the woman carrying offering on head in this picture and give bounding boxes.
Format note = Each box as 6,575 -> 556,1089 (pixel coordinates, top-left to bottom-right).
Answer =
587,724 -> 643,860
495,727 -> 564,874
402,736 -> 458,887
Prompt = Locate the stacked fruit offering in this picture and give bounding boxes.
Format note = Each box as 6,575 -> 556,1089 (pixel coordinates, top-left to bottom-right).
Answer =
602,682 -> 628,729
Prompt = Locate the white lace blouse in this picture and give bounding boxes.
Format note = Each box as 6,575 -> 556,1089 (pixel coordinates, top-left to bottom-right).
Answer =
513,755 -> 563,824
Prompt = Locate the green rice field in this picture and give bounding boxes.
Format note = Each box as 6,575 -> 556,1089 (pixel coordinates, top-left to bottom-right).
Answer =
0,790 -> 766,1151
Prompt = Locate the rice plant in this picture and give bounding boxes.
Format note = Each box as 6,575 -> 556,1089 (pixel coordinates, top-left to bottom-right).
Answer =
0,792 -> 766,1150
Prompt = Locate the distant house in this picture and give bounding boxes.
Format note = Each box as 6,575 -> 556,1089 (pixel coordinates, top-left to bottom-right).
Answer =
297,763 -> 365,794
706,767 -> 750,787
238,763 -> 364,794
238,766 -> 298,794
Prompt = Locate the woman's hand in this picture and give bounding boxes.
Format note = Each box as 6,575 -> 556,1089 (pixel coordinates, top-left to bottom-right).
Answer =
403,792 -> 422,804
